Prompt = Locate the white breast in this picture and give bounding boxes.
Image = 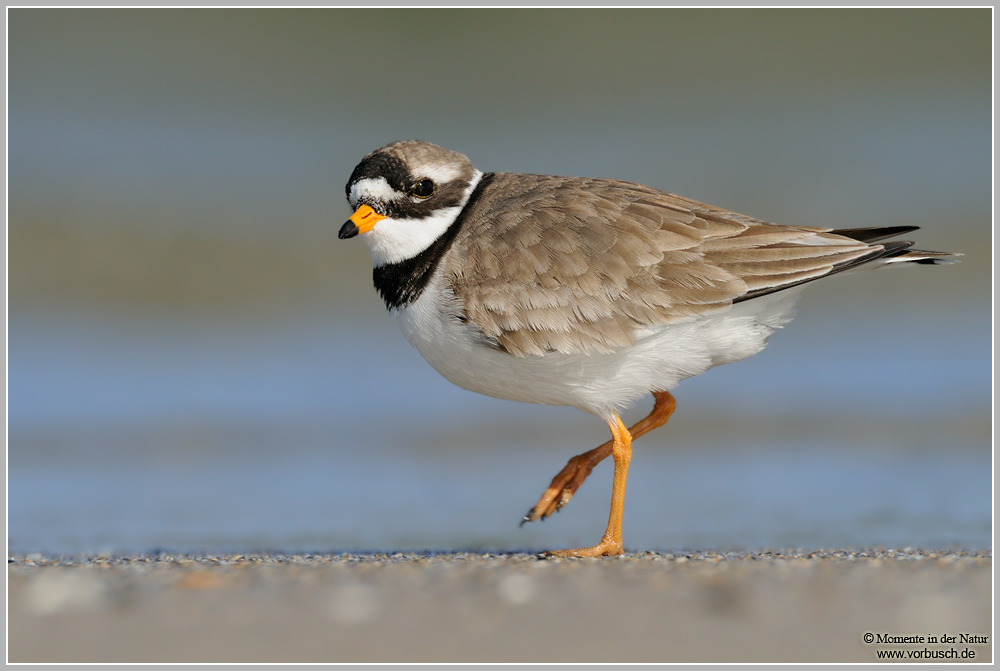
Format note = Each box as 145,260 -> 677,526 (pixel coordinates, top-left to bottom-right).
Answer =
394,273 -> 807,422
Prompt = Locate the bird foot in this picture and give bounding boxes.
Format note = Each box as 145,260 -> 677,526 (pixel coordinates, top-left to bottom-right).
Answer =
520,445 -> 610,526
543,540 -> 624,558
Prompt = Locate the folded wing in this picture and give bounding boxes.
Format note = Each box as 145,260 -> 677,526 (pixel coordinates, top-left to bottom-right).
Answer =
446,174 -> 952,357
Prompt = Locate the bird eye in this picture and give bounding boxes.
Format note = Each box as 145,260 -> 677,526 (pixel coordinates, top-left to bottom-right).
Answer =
411,179 -> 435,199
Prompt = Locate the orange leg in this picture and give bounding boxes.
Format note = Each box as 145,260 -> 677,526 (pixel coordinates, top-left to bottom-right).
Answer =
547,413 -> 633,557
522,391 -> 676,525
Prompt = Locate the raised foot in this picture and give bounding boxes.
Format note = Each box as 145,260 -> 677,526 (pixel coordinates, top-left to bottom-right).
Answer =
544,540 -> 623,558
520,391 -> 677,527
520,446 -> 610,526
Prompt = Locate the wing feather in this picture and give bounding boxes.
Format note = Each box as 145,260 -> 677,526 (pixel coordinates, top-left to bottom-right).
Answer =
443,173 -> 885,357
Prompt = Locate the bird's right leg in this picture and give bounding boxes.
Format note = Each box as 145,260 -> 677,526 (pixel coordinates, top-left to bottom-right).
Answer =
521,390 -> 676,525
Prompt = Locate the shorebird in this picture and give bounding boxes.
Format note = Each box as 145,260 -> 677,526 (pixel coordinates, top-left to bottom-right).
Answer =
338,140 -> 957,557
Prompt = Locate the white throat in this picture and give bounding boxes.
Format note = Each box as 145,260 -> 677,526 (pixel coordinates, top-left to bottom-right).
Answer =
363,170 -> 483,267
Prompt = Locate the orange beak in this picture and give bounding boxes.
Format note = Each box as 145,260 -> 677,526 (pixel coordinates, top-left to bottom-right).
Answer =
339,204 -> 386,239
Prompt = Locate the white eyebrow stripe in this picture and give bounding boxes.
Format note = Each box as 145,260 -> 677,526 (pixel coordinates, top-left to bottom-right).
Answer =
416,163 -> 463,185
350,177 -> 399,207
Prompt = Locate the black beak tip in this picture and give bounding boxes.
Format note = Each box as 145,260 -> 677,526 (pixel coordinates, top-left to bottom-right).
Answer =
338,221 -> 359,240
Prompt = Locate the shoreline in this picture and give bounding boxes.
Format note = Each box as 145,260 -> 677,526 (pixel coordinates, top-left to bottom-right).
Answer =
9,548 -> 992,663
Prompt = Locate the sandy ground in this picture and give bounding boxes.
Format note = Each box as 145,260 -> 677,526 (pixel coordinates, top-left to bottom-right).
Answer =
8,549 -> 992,664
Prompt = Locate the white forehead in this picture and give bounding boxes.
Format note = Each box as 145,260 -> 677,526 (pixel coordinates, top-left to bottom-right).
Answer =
349,177 -> 398,207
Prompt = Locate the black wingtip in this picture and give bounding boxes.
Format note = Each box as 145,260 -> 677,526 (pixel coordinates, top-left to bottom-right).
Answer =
833,226 -> 921,243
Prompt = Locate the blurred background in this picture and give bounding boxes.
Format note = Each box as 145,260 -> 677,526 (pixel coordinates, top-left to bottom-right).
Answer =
8,8 -> 991,555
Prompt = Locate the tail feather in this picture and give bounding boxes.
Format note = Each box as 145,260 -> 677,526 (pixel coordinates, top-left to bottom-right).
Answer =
833,226 -> 961,265
733,226 -> 960,303
882,248 -> 962,265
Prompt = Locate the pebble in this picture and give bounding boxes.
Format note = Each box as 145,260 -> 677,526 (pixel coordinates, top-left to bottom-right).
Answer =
6,548 -> 991,569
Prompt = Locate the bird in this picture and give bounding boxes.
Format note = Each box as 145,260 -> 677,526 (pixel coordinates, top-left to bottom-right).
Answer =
338,139 -> 957,557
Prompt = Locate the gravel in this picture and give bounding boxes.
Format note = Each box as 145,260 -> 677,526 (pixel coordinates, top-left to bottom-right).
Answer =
9,548 -> 992,663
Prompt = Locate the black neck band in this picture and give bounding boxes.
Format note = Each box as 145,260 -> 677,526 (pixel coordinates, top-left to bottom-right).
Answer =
372,173 -> 495,311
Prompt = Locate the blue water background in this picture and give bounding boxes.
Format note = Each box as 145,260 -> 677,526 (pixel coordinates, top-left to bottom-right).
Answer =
8,9 -> 992,554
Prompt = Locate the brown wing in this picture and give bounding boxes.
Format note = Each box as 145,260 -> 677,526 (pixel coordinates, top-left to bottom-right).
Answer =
443,173 -> 876,357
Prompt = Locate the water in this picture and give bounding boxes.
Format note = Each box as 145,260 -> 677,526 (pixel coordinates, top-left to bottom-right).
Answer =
7,9 -> 991,555
8,307 -> 991,555
8,440 -> 990,555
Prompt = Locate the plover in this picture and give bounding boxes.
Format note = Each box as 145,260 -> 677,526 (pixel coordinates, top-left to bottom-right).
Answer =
338,140 -> 957,557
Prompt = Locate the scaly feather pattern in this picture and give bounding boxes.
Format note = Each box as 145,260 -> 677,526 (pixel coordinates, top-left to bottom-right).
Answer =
443,175 -> 886,357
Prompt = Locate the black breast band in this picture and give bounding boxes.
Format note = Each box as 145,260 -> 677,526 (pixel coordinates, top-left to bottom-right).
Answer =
373,173 -> 495,311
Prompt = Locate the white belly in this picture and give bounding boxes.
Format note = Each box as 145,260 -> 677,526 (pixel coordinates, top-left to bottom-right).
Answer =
395,274 -> 804,421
